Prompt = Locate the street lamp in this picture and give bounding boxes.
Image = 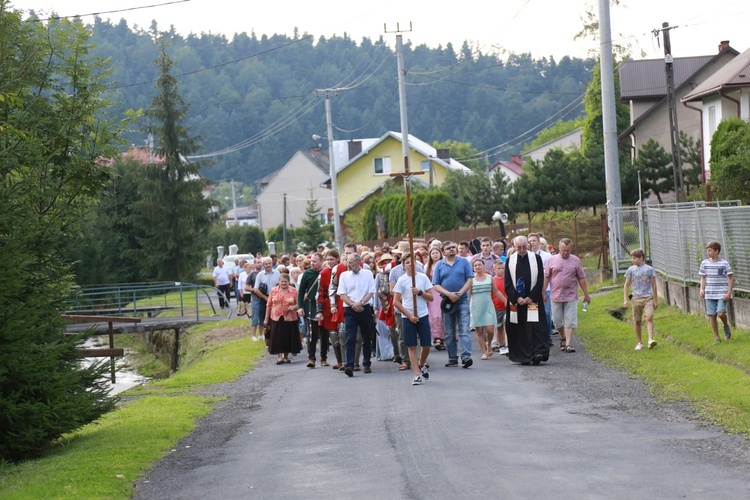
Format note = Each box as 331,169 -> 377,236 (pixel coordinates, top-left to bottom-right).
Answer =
492,211 -> 509,238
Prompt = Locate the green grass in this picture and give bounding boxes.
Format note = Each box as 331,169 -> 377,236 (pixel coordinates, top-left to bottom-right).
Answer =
0,321 -> 266,498
578,289 -> 750,434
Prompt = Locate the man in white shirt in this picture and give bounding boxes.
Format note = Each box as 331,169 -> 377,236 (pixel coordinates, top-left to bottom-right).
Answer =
337,253 -> 376,377
529,232 -> 553,345
213,259 -> 232,309
393,253 -> 434,385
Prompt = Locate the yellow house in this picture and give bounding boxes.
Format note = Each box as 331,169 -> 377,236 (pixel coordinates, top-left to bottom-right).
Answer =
322,131 -> 471,224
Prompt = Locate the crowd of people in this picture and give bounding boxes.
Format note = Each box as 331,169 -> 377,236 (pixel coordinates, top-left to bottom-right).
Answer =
211,232 -> 605,386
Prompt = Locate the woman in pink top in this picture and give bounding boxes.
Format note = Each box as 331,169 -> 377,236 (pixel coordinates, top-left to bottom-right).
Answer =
425,246 -> 446,350
264,273 -> 302,363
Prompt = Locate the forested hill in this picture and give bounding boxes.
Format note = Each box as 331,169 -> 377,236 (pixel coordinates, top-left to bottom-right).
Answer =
88,18 -> 595,185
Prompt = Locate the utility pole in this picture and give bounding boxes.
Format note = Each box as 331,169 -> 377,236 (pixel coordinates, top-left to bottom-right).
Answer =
387,23 -> 422,314
282,193 -> 287,253
231,179 -> 238,224
657,22 -> 685,202
315,89 -> 343,250
598,0 -> 623,279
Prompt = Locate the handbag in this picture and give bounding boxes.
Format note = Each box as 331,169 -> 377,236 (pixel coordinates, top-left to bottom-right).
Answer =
236,300 -> 247,316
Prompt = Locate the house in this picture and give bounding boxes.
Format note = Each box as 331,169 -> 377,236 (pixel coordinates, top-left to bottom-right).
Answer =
487,154 -> 525,184
681,46 -> 750,181
521,127 -> 583,162
320,131 -> 471,224
619,41 -> 739,160
224,204 -> 259,228
254,148 -> 331,232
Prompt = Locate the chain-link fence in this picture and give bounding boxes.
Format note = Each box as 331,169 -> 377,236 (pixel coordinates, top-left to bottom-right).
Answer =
611,201 -> 748,293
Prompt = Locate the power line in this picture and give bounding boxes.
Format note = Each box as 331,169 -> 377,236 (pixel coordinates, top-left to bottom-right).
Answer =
26,0 -> 191,22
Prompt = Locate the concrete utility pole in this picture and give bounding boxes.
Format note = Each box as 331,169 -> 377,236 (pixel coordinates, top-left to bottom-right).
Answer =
598,0 -> 623,277
231,179 -> 238,224
659,22 -> 685,202
282,193 -> 287,253
317,90 -> 343,250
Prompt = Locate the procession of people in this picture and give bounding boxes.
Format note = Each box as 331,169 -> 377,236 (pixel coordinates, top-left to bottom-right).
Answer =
226,233 -> 596,385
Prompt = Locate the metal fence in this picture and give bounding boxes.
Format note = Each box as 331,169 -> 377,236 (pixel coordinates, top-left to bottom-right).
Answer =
646,201 -> 749,293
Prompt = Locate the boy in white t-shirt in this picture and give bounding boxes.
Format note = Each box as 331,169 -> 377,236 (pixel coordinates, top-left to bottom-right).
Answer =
393,253 -> 434,385
623,248 -> 658,350
699,240 -> 734,344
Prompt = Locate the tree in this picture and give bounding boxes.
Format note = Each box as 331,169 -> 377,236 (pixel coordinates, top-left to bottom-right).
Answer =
679,131 -> 703,197
709,118 -> 750,204
0,6 -> 119,461
634,139 -> 673,204
131,43 -> 216,281
297,193 -> 326,248
419,190 -> 459,232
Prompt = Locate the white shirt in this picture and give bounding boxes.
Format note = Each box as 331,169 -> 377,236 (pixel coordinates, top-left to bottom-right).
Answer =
394,272 -> 432,318
337,268 -> 376,306
213,265 -> 231,285
238,271 -> 249,297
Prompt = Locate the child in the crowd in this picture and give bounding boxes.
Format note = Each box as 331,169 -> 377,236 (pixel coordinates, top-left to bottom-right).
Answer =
699,240 -> 734,344
491,259 -> 509,356
623,249 -> 658,350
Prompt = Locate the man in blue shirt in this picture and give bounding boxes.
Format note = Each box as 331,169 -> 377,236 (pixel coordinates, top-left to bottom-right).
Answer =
431,240 -> 474,368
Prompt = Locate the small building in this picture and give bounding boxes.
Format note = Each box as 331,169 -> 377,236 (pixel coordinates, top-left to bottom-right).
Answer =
225,204 -> 259,227
682,46 -> 750,180
488,154 -> 526,184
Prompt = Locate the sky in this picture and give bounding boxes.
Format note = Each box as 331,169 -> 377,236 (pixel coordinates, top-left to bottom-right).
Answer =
11,0 -> 750,61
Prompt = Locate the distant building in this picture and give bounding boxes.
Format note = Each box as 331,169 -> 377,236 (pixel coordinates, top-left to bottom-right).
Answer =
254,148 -> 331,232
225,204 -> 259,228
488,154 -> 526,184
619,41 -> 739,162
521,128 -> 583,163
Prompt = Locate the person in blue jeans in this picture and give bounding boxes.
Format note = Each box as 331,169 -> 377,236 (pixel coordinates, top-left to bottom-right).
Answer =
431,240 -> 474,368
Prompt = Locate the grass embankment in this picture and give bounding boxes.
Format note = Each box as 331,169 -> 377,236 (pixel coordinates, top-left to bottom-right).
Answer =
131,287 -> 220,318
0,320 -> 266,499
577,288 -> 750,434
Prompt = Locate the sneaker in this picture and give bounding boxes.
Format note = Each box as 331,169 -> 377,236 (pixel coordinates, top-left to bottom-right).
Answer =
412,376 -> 423,386
724,325 -> 732,340
635,343 -> 643,350
648,339 -> 657,349
499,345 -> 509,356
353,364 -> 361,372
445,359 -> 459,367
713,338 -> 721,345
251,336 -> 258,342
462,358 -> 473,368
419,365 -> 429,380
491,341 -> 500,352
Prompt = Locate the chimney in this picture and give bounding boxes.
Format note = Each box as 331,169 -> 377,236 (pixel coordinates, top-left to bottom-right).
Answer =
718,40 -> 730,53
436,148 -> 451,160
511,154 -> 523,166
348,140 -> 362,160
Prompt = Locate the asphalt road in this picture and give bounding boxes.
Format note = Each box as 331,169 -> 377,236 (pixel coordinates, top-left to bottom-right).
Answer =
134,335 -> 750,499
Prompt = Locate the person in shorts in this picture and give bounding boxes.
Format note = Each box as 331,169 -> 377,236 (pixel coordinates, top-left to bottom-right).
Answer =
393,253 -> 434,385
491,259 -> 509,355
623,248 -> 658,350
699,240 -> 734,344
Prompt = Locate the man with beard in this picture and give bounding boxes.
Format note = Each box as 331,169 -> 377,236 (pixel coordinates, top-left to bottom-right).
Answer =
504,236 -> 549,365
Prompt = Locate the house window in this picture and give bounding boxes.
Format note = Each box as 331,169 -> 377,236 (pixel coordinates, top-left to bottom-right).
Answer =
373,157 -> 391,175
421,160 -> 431,171
708,106 -> 717,137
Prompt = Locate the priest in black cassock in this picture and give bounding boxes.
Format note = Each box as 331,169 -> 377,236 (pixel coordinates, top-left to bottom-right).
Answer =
504,236 -> 550,365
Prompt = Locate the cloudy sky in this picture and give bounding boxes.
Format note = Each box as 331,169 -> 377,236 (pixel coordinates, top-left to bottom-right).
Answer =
11,0 -> 750,60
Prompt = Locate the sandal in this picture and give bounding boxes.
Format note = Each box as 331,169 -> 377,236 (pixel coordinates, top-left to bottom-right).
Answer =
565,345 -> 576,353
481,354 -> 488,360
560,339 -> 567,351
399,363 -> 411,371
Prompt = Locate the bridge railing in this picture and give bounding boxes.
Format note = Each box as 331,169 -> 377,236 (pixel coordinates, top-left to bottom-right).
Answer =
66,282 -> 232,321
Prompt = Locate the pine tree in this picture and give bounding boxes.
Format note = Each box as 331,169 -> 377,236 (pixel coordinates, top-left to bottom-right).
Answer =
298,193 -> 325,249
0,8 -> 118,461
634,139 -> 673,204
133,43 -> 215,281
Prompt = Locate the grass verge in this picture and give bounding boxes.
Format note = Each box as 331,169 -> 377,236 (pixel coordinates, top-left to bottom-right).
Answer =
0,321 -> 266,498
578,289 -> 750,434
